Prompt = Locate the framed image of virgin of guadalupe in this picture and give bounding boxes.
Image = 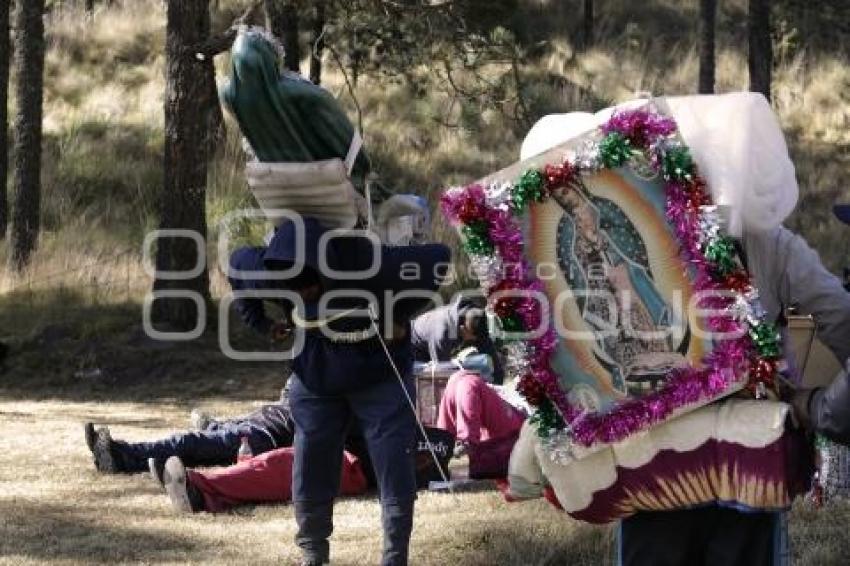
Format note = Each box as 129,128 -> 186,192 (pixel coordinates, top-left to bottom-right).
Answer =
441,102 -> 783,456
529,159 -> 702,409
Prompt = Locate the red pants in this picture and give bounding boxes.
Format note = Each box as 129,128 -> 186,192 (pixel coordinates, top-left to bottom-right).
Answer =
437,370 -> 525,444
188,447 -> 368,513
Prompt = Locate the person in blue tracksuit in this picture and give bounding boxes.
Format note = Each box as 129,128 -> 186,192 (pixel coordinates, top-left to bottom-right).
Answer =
229,217 -> 450,566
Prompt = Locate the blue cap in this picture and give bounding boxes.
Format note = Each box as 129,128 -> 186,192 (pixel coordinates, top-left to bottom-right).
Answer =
834,205 -> 850,225
455,352 -> 494,382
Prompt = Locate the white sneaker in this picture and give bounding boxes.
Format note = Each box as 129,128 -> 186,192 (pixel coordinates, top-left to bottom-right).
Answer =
162,456 -> 194,513
148,457 -> 165,490
189,409 -> 214,431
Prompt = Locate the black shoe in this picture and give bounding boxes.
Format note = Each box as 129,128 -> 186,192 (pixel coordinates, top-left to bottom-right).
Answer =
84,423 -> 98,453
162,456 -> 204,513
92,428 -> 121,473
148,457 -> 167,489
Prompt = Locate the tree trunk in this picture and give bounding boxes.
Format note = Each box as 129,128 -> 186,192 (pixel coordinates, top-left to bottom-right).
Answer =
748,0 -> 772,102
152,0 -> 213,331
265,0 -> 300,73
698,0 -> 716,94
583,0 -> 593,49
309,0 -> 324,85
10,0 -> 45,271
0,0 -> 11,239
206,84 -> 226,154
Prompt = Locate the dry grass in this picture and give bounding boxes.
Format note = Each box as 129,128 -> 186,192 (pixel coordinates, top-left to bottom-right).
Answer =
0,392 -> 612,566
2,384 -> 850,565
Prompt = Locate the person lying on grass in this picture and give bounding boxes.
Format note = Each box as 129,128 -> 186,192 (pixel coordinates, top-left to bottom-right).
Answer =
157,449 -> 369,514
84,382 -> 373,486
84,387 -> 294,477
152,423 -> 454,515
82,301 -> 482,482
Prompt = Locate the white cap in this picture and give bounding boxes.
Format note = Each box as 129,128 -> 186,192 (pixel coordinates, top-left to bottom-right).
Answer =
519,112 -> 599,161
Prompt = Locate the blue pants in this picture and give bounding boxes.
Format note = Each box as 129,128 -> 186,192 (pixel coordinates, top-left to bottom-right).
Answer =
113,421 -> 277,472
290,374 -> 417,566
617,507 -> 786,566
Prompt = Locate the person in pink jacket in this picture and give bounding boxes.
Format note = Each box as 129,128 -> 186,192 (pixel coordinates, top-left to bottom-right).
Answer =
437,356 -> 528,478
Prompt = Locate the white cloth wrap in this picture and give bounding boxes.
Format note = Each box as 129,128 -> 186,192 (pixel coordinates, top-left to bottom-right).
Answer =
520,92 -> 799,237
246,158 -> 363,229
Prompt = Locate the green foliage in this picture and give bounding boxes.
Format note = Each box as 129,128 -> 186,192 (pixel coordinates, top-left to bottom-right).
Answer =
323,1 -> 543,129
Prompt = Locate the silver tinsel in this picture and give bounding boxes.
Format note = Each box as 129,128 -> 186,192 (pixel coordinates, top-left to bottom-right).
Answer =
743,289 -> 768,326
573,138 -> 602,171
502,341 -> 532,379
726,294 -> 751,322
468,254 -> 503,291
698,205 -> 723,249
486,181 -> 514,208
726,288 -> 766,326
542,429 -> 577,465
628,151 -> 660,181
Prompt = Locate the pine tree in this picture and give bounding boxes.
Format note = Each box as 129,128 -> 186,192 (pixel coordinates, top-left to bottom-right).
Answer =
698,0 -> 716,94
152,0 -> 213,331
0,0 -> 11,239
265,0 -> 301,73
748,0 -> 772,102
10,0 -> 46,271
309,0 -> 325,85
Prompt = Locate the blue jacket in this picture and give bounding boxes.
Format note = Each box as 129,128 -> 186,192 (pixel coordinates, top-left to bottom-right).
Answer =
229,218 -> 451,393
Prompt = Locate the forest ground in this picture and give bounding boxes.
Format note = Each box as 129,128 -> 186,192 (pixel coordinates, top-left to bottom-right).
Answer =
2,337 -> 850,565
1,1 -> 850,563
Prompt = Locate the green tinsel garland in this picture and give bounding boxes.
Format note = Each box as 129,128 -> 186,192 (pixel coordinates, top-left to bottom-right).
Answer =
461,221 -> 493,255
529,399 -> 564,438
662,146 -> 695,181
511,169 -> 546,213
499,313 -> 524,335
704,236 -> 737,274
598,132 -> 633,169
750,322 -> 781,358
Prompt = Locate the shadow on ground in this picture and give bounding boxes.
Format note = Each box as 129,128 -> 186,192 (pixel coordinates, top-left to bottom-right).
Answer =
0,499 -> 199,563
0,289 -> 289,403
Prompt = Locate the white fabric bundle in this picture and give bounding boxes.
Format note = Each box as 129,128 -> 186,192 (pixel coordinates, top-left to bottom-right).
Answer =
520,92 -> 799,237
246,131 -> 366,229
247,129 -> 431,244
246,159 -> 363,229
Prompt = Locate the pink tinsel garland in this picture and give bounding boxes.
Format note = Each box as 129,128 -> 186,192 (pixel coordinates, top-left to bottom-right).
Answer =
441,108 -> 773,447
